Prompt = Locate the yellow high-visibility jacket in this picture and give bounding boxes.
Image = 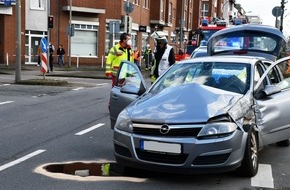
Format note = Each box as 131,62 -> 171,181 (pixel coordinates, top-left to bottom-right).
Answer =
106,43 -> 134,76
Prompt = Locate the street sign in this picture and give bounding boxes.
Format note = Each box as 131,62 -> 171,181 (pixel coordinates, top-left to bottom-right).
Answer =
40,37 -> 48,53
272,6 -> 282,17
109,21 -> 120,34
123,2 -> 134,14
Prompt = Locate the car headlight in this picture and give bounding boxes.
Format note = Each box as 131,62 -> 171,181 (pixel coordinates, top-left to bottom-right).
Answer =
197,122 -> 237,138
114,109 -> 133,132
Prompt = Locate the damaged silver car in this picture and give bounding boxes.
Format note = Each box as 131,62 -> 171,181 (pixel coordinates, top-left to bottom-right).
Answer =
109,25 -> 290,177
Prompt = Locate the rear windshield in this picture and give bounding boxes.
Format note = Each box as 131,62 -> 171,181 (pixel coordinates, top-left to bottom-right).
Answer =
208,30 -> 286,58
213,35 -> 276,52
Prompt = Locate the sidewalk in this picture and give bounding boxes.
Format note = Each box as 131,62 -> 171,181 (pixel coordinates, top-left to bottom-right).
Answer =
0,64 -> 151,83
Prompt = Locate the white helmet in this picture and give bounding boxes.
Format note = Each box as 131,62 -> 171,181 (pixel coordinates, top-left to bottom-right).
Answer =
151,31 -> 168,43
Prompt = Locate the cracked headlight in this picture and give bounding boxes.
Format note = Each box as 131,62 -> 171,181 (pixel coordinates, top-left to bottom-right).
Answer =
197,122 -> 237,138
114,109 -> 133,133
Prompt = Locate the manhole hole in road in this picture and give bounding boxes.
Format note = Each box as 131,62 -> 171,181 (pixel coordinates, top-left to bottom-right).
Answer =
35,161 -> 151,182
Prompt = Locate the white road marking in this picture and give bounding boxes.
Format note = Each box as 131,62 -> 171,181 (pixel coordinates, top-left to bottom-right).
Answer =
251,164 -> 274,188
96,83 -> 108,86
75,123 -> 105,136
0,101 -> 14,105
0,149 -> 46,172
72,87 -> 84,91
0,84 -> 10,86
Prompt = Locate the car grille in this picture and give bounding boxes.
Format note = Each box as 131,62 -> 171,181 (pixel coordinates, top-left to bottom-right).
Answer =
133,123 -> 202,137
135,149 -> 188,164
114,144 -> 132,158
192,153 -> 231,165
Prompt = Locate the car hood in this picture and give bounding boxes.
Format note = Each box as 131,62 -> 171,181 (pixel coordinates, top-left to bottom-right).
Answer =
127,83 -> 243,123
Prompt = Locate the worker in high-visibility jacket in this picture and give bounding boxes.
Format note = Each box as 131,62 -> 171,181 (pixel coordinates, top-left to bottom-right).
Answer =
106,32 -> 134,87
150,31 -> 175,83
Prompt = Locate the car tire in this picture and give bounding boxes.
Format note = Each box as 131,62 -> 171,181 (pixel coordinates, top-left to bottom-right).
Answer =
276,139 -> 290,147
237,127 -> 258,177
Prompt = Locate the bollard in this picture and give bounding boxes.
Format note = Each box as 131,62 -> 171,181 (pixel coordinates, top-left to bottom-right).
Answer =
6,53 -> 9,66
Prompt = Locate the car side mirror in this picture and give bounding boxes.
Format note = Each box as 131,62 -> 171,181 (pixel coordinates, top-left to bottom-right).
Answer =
120,84 -> 140,95
255,85 -> 281,99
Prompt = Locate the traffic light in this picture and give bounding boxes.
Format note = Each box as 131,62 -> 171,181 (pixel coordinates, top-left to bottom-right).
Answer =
124,15 -> 132,33
48,15 -> 54,29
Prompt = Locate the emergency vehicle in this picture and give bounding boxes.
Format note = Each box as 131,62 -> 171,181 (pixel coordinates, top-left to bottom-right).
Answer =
195,19 -> 226,46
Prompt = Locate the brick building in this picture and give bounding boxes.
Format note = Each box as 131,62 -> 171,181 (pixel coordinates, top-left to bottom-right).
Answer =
0,0 -> 227,66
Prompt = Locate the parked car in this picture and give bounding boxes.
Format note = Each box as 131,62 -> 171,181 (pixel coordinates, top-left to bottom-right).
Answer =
109,24 -> 290,177
190,45 -> 208,58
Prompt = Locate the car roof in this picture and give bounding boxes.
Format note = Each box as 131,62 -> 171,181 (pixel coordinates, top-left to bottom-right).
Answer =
183,55 -> 265,65
210,24 -> 286,39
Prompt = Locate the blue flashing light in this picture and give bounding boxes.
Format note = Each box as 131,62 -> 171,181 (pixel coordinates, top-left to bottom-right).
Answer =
201,19 -> 208,26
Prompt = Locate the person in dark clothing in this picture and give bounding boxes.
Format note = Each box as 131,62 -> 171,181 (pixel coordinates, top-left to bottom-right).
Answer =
151,31 -> 175,83
49,42 -> 55,72
144,44 -> 153,71
57,44 -> 65,66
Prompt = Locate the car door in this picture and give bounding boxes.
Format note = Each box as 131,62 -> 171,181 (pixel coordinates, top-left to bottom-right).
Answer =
254,56 -> 290,145
109,60 -> 147,128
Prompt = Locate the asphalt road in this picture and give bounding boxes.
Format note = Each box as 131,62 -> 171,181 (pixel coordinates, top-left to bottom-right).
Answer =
1,78 -> 290,189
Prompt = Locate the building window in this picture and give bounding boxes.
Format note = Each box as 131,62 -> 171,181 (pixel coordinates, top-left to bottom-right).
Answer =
133,0 -> 140,5
144,0 -> 149,9
168,2 -> 172,24
30,0 -> 45,10
71,24 -> 98,56
189,12 -> 192,29
173,8 -> 176,20
201,3 -> 209,17
160,0 -> 165,21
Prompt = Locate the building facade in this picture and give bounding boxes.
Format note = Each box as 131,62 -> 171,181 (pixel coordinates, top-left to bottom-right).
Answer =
0,0 -> 230,66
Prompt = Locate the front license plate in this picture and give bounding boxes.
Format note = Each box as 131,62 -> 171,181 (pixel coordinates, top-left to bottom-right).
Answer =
140,140 -> 181,154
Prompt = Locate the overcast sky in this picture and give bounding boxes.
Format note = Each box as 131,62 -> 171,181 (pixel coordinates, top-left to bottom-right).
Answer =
236,0 -> 290,37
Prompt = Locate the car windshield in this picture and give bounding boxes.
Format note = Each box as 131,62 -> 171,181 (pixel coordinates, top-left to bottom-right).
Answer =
150,61 -> 250,94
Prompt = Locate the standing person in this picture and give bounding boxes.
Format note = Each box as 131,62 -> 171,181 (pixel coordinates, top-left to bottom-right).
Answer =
37,45 -> 41,66
48,42 -> 55,72
133,47 -> 141,70
151,31 -> 175,83
57,44 -> 65,67
144,44 -> 153,71
106,32 -> 134,87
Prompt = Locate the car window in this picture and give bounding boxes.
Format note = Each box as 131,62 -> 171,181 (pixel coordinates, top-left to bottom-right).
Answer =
116,62 -> 141,88
150,61 -> 250,94
275,60 -> 290,90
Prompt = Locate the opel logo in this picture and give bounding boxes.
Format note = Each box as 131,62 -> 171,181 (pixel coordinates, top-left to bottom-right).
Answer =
160,124 -> 170,134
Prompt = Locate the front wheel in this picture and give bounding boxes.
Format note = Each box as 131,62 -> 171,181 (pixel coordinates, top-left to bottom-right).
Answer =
237,127 -> 258,177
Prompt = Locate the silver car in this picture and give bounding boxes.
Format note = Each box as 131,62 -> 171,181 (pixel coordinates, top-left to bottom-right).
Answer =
109,25 -> 290,177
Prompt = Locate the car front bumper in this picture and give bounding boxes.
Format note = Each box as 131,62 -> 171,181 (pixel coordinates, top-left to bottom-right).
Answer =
113,127 -> 247,174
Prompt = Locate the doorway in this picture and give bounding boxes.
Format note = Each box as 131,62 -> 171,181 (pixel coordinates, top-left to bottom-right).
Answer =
25,31 -> 46,64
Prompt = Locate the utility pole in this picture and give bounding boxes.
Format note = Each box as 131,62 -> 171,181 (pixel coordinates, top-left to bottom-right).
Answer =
15,0 -> 21,83
68,0 -> 72,67
180,0 -> 184,49
280,0 -> 285,32
47,0 -> 50,71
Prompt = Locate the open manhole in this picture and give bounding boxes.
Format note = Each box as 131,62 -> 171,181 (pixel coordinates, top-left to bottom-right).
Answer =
44,162 -> 123,177
34,161 -> 153,181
